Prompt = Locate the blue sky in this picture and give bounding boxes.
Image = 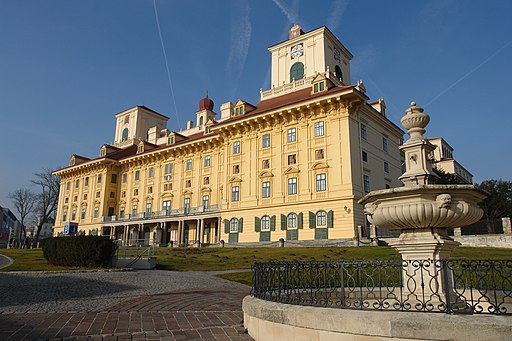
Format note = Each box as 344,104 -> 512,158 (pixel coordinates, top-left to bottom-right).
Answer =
1,0 -> 511,214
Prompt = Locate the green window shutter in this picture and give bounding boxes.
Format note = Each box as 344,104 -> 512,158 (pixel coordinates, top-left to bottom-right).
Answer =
255,217 -> 261,232
224,219 -> 230,234
327,210 -> 334,228
309,212 -> 316,229
281,214 -> 287,230
239,218 -> 243,233
271,215 -> 276,231
298,212 -> 303,229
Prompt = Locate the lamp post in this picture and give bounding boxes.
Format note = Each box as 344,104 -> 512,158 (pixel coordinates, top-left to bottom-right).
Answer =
7,227 -> 12,249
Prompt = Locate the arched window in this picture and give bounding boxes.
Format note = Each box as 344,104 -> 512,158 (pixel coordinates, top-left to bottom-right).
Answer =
261,215 -> 271,230
230,218 -> 239,232
199,116 -> 204,126
335,65 -> 343,83
316,210 -> 327,227
287,213 -> 297,229
122,128 -> 129,141
290,62 -> 304,82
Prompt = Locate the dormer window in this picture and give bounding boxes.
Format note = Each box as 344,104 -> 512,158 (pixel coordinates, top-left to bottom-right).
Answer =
69,155 -> 76,166
234,106 -> 245,116
168,135 -> 175,145
313,81 -> 325,93
137,142 -> 144,154
100,146 -> 106,157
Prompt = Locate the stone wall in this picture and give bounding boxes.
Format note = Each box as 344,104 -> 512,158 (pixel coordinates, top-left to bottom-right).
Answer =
453,235 -> 512,249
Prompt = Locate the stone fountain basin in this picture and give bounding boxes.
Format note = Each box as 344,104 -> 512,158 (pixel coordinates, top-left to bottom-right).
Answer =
358,185 -> 487,231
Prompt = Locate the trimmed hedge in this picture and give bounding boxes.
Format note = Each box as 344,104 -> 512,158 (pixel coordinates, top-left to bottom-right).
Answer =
41,236 -> 117,267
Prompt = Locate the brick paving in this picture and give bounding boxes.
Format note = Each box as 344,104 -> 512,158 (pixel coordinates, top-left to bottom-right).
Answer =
0,270 -> 253,341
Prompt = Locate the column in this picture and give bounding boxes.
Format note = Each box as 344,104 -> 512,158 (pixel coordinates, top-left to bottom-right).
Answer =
110,226 -> 115,240
178,221 -> 183,246
502,217 -> 511,235
199,219 -> 205,244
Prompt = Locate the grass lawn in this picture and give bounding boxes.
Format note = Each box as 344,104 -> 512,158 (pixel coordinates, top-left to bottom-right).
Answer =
1,246 -> 511,276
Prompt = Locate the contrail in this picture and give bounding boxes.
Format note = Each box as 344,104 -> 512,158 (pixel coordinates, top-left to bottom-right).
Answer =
153,0 -> 181,129
426,38 -> 512,107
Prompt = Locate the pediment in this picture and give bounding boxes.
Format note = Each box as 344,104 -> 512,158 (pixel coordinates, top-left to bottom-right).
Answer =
183,189 -> 193,195
160,192 -> 174,198
311,161 -> 329,170
312,73 -> 326,83
201,186 -> 212,193
94,199 -> 101,205
228,176 -> 243,183
258,171 -> 274,178
284,166 -> 300,175
119,200 -> 126,205
145,195 -> 153,201
131,198 -> 139,203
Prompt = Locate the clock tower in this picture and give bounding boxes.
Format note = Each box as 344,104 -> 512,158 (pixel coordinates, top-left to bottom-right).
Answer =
265,24 -> 352,98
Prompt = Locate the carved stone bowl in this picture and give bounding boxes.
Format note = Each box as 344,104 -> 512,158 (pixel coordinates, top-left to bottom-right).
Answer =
359,185 -> 487,231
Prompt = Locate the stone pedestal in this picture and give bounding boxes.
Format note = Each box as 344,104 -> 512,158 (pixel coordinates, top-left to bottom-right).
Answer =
502,217 -> 511,235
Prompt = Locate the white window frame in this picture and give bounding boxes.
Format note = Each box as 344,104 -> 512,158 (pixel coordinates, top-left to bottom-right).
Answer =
204,155 -> 211,167
231,186 -> 240,202
233,141 -> 241,154
230,218 -> 239,233
262,134 -> 270,148
186,159 -> 193,171
287,213 -> 297,229
287,128 -> 297,143
316,173 -> 326,192
261,215 -> 271,230
262,181 -> 271,198
314,121 -> 324,137
316,211 -> 327,227
288,177 -> 298,195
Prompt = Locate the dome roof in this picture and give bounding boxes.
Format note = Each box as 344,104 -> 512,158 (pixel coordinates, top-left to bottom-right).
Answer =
199,92 -> 214,111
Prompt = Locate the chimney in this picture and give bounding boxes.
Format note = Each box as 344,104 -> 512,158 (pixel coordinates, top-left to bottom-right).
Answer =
220,102 -> 233,121
186,120 -> 194,129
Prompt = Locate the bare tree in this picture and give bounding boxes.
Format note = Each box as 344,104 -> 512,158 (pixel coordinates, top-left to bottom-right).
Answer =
8,188 -> 37,243
31,168 -> 60,245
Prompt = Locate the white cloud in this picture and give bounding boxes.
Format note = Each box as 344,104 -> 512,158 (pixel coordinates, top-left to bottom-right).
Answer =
271,0 -> 300,23
327,0 -> 349,30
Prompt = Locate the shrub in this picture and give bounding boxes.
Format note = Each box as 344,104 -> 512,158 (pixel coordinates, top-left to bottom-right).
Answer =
41,236 -> 117,267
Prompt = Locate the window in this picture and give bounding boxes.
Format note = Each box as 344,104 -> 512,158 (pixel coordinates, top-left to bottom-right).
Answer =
134,170 -> 140,181
71,210 -> 76,221
383,137 -> 388,152
231,186 -> 240,202
121,191 -> 126,198
162,200 -> 171,213
164,163 -> 173,174
145,203 -> 151,216
204,176 -> 210,185
316,211 -> 327,227
83,194 -> 87,200
288,177 -> 298,195
287,213 -> 297,229
66,182 -> 70,191
65,197 -> 69,204
111,174 -> 117,184
316,173 -> 326,192
384,162 -> 389,173
110,192 -> 115,198
97,174 -> 102,184
148,186 -> 153,194
401,161 -> 406,174
186,159 -> 193,171
233,165 -> 240,174
261,216 -> 271,230
85,177 -> 89,187
363,175 -> 370,193
288,154 -> 297,165
132,204 -> 137,216
202,195 -> 209,209
230,218 -> 239,232
63,211 -> 67,221
74,195 -> 78,202
234,106 -> 245,116
262,159 -> 270,169
148,167 -> 154,178
362,151 -> 368,162
314,121 -> 324,137
119,207 -> 125,218
315,149 -> 325,160
262,181 -> 271,198
81,208 -> 86,219
313,82 -> 325,93
134,188 -> 139,196
122,173 -> 127,183
122,127 -> 129,141
164,183 -> 172,191
262,134 -> 270,148
233,141 -> 241,154
96,191 -> 100,198
94,207 -> 98,218
185,180 -> 191,188
287,128 -> 296,143
204,155 -> 211,167
290,62 -> 304,82
335,65 -> 343,83
184,198 -> 190,214
361,124 -> 367,140
75,179 -> 79,188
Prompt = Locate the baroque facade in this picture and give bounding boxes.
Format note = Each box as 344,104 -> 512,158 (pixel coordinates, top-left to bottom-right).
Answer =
53,25 -> 404,245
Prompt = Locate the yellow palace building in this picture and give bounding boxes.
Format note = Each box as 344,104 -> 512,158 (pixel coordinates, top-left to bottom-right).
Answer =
53,25 -> 404,246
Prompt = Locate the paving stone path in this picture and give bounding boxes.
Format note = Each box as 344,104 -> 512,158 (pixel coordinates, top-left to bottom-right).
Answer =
0,269 -> 253,340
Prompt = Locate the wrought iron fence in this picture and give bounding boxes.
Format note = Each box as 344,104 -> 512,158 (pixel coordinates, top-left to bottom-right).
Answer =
251,259 -> 512,315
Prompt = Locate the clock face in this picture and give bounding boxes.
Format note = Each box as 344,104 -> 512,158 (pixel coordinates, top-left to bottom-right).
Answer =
291,43 -> 304,59
334,48 -> 340,63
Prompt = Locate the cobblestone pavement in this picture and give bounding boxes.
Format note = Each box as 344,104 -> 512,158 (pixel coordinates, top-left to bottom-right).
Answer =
0,270 -> 253,340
